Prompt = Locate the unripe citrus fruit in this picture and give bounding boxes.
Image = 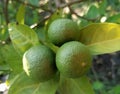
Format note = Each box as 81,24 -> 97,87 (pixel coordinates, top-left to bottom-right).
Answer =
48,19 -> 79,46
23,45 -> 57,82
56,41 -> 92,78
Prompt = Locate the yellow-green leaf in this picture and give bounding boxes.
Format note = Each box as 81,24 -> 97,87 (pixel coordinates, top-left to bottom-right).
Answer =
8,23 -> 40,55
8,72 -> 59,94
58,76 -> 95,94
16,5 -> 25,24
0,44 -> 23,83
78,23 -> 120,55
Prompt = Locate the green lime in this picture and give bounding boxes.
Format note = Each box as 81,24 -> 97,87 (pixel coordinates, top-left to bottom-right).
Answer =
56,41 -> 92,78
48,19 -> 79,46
23,45 -> 57,82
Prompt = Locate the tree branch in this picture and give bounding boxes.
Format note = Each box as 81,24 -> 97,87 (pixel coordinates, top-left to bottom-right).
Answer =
69,6 -> 98,22
56,0 -> 97,22
3,0 -> 9,25
30,14 -> 52,29
29,0 -> 86,28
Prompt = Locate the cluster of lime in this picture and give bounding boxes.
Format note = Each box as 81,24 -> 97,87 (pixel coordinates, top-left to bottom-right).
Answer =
22,18 -> 92,82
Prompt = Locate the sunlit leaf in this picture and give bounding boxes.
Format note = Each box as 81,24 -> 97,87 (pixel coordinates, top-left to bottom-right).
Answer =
58,75 -> 95,94
8,23 -> 40,55
16,4 -> 25,24
8,72 -> 59,94
78,23 -> 120,55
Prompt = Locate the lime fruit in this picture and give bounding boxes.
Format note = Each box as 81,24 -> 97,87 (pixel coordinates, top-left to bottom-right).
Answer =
56,41 -> 92,78
48,19 -> 79,46
23,45 -> 57,82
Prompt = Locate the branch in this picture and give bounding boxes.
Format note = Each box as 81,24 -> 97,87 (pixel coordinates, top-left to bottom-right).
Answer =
56,0 -> 98,22
30,14 -> 52,29
69,7 -> 98,22
56,0 -> 97,22
3,0 -> 9,25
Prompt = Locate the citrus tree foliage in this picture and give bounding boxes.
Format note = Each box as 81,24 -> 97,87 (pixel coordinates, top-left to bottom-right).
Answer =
1,0 -> 120,94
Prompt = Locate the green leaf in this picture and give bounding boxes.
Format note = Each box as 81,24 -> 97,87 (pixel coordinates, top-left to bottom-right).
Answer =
106,14 -> 120,24
8,72 -> 59,94
78,23 -> 120,55
85,5 -> 99,19
28,0 -> 39,6
0,48 -> 5,65
16,4 -> 25,24
0,44 -> 22,75
0,26 -> 9,40
78,19 -> 92,30
93,81 -> 104,90
8,23 -> 40,55
0,65 -> 10,72
99,0 -> 107,15
0,45 -> 11,74
58,75 -> 95,94
108,85 -> 120,94
35,28 -> 46,42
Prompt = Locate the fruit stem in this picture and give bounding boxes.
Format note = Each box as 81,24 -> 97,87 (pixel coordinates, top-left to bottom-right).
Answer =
44,42 -> 59,53
43,28 -> 59,53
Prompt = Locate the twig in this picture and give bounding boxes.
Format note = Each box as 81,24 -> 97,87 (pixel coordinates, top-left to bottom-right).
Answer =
14,0 -> 88,29
30,14 -> 52,29
68,6 -> 98,22
3,0 -> 9,25
13,0 -> 54,29
56,0 -> 98,22
29,0 -> 86,28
